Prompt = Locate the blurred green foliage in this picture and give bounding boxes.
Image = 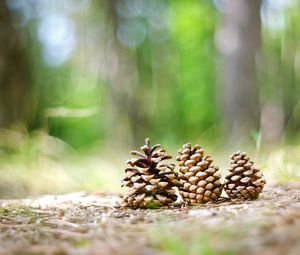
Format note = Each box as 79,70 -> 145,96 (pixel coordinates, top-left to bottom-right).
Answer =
2,0 -> 299,149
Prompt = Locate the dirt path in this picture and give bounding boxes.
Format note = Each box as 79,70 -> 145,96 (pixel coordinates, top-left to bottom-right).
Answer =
0,183 -> 299,255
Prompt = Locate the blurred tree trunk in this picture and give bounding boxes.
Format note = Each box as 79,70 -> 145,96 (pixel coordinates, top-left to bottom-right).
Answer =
216,0 -> 261,143
103,0 -> 143,146
0,1 -> 31,128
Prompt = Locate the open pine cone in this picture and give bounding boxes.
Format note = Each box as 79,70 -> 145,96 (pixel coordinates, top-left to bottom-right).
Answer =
224,151 -> 266,199
177,143 -> 223,204
121,138 -> 179,208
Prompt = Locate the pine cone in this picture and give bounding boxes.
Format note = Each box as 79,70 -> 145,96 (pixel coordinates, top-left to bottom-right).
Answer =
121,138 -> 179,208
224,151 -> 266,199
177,143 -> 223,204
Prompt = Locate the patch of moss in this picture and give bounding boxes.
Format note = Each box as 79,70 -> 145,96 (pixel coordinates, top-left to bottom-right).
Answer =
73,239 -> 91,247
145,201 -> 162,209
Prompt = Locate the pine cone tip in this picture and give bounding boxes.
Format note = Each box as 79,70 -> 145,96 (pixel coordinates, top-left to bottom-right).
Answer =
145,137 -> 150,146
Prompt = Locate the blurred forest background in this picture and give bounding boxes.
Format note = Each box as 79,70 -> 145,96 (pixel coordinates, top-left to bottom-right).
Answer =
0,0 -> 300,198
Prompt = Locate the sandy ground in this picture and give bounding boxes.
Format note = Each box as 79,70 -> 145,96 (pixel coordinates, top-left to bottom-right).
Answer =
0,183 -> 299,255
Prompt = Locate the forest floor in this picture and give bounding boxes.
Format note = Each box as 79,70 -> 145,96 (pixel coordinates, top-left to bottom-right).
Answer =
0,183 -> 299,255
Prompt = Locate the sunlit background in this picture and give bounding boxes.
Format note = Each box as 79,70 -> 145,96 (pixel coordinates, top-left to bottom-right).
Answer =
0,0 -> 300,198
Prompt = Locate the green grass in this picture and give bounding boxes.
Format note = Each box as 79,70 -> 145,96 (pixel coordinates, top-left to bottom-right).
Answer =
0,130 -> 299,198
153,226 -> 235,255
